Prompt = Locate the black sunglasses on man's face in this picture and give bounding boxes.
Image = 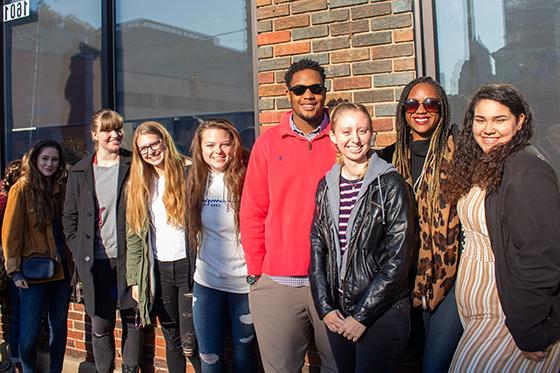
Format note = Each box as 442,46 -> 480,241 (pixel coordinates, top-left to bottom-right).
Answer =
288,84 -> 326,96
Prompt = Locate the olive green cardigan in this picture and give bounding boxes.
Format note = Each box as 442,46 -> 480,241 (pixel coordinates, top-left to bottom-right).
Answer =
126,219 -> 155,326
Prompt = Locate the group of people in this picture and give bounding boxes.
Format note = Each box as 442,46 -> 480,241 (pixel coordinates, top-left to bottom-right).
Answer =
0,57 -> 558,373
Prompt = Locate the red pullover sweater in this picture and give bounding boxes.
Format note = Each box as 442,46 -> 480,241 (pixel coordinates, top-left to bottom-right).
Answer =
240,111 -> 336,276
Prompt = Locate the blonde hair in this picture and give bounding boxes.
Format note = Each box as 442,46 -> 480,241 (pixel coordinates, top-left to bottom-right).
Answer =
330,101 -> 373,165
126,121 -> 187,234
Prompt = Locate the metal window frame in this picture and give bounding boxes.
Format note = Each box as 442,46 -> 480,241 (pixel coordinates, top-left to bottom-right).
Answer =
414,0 -> 438,80
1,1 -> 6,171
250,0 -> 259,137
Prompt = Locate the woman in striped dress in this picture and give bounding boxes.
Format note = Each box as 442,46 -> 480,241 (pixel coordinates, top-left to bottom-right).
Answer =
446,84 -> 560,371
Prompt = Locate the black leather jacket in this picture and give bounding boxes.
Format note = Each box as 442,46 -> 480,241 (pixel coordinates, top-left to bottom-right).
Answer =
310,156 -> 415,327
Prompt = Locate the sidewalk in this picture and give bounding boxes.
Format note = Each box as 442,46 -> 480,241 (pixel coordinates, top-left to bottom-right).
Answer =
0,342 -> 98,373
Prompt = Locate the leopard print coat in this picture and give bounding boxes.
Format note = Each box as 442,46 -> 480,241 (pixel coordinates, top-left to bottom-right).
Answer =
411,135 -> 460,312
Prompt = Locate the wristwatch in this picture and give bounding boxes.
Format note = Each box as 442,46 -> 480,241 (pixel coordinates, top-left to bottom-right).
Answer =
246,275 -> 260,285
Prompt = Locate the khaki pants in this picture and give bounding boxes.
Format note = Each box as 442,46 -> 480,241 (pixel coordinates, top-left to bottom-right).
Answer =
249,274 -> 337,373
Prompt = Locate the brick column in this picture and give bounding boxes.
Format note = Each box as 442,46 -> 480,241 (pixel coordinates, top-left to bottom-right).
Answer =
256,0 -> 416,146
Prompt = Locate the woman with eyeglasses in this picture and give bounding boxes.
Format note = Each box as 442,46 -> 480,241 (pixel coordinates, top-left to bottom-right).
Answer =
379,77 -> 462,372
126,121 -> 198,373
446,84 -> 560,371
187,119 -> 257,372
64,109 -> 142,373
2,139 -> 72,373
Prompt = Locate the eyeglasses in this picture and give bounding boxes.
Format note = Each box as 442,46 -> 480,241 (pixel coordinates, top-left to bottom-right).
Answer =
288,84 -> 326,96
138,140 -> 163,155
403,98 -> 440,114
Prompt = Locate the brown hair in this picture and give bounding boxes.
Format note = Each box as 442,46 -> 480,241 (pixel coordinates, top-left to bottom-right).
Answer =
91,109 -> 123,146
21,139 -> 67,230
446,83 -> 533,203
186,119 -> 246,250
126,121 -> 188,234
2,159 -> 23,193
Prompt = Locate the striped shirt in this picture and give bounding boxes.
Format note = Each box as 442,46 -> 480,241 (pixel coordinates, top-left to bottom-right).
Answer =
339,176 -> 363,254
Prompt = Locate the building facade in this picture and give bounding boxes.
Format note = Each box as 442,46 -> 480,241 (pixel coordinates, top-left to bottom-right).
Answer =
1,0 -> 559,371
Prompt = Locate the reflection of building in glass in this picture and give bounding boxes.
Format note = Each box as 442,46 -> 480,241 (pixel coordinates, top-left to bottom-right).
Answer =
6,2 -> 102,160
9,3 -> 101,130
447,0 -> 560,140
492,0 -> 560,130
116,18 -> 254,120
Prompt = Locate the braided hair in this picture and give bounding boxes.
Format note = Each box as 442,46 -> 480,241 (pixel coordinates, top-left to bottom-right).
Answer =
393,76 -> 452,214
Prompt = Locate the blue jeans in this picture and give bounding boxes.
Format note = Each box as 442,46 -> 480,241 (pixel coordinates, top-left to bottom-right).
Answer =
193,282 -> 257,373
422,282 -> 463,373
19,277 -> 71,373
8,280 -> 20,364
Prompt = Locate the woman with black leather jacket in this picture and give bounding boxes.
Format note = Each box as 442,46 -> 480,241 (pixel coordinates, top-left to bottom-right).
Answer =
310,102 -> 415,373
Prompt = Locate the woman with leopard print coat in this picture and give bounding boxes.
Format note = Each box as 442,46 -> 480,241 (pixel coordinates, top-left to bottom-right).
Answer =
379,77 -> 462,372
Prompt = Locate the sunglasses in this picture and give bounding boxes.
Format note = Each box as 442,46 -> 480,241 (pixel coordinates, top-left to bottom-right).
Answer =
288,84 -> 326,96
403,98 -> 440,114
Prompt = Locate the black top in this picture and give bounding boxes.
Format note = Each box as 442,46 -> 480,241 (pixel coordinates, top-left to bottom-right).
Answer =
410,139 -> 430,185
485,146 -> 560,351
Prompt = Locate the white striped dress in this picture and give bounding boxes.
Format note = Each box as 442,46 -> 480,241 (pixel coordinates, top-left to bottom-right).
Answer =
450,186 -> 560,372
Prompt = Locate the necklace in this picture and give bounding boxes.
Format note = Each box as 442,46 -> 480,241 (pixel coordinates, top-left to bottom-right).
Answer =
341,159 -> 369,181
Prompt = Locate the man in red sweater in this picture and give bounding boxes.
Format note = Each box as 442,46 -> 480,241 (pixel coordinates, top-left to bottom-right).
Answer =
240,59 -> 337,372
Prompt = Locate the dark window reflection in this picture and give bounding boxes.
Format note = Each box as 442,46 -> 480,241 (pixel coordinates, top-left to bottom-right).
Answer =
115,0 -> 255,150
435,0 -> 560,174
3,0 -> 103,164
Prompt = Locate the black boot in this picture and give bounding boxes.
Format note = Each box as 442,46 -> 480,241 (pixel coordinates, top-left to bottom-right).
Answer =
121,365 -> 139,373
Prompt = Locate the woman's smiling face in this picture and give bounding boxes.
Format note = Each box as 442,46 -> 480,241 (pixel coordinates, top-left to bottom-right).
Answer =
472,99 -> 525,153
404,82 -> 441,141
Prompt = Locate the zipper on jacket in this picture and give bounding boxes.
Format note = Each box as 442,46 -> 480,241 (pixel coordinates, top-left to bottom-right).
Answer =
308,141 -> 312,151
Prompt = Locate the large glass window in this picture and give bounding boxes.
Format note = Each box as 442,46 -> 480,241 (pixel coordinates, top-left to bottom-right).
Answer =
2,0 -> 104,163
434,0 -> 560,172
115,0 -> 255,153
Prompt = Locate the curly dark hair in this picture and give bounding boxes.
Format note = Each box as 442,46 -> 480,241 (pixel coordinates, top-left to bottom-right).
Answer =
284,58 -> 326,88
446,83 -> 534,203
2,159 -> 23,193
393,76 -> 452,209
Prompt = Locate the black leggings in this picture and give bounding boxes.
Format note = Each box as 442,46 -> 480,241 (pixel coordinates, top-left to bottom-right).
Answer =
154,258 -> 197,373
92,259 -> 143,372
327,298 -> 410,373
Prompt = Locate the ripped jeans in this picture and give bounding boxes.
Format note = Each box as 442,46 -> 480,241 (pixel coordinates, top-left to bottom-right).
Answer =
193,282 -> 257,373
154,258 -> 197,373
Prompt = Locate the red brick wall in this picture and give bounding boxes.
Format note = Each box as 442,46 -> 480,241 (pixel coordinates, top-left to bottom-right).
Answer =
0,298 -> 196,372
256,0 -> 417,146
0,2 -> 418,371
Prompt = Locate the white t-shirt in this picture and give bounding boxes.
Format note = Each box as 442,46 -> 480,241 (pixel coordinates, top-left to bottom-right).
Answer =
149,176 -> 187,262
194,172 -> 248,293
